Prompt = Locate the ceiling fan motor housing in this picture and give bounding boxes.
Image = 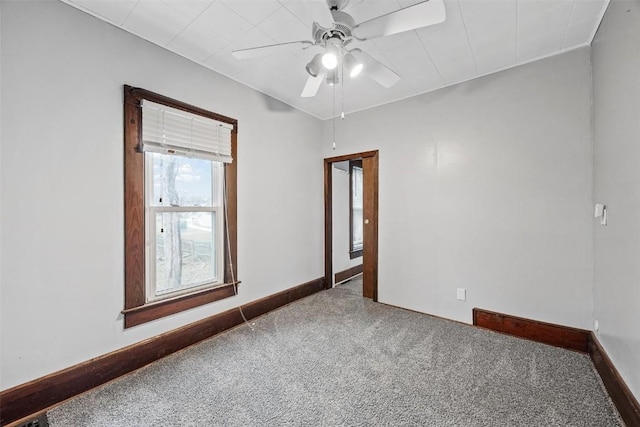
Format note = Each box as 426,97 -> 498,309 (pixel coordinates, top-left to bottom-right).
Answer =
313,10 -> 355,46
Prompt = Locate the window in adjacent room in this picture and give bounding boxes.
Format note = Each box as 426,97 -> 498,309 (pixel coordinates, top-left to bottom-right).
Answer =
350,160 -> 363,259
123,86 -> 238,328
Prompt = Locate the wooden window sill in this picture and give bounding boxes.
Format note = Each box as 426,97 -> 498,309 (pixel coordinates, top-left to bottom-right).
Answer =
122,282 -> 240,328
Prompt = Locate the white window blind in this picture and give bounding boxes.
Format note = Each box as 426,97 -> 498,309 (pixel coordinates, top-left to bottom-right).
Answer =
142,100 -> 233,163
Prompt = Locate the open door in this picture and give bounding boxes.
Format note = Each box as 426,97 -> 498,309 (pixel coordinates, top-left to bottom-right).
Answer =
324,150 -> 379,300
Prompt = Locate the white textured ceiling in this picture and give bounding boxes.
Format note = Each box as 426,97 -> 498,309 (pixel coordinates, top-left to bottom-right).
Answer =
61,0 -> 609,119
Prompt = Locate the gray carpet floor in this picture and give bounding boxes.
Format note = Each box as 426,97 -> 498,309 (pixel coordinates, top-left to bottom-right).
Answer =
48,277 -> 623,426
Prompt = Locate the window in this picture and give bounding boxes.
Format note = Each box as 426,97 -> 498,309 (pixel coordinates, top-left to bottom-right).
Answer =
146,154 -> 223,301
123,86 -> 238,328
350,160 -> 363,259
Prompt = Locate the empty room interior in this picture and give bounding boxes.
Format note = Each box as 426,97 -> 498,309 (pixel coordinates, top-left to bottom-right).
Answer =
1,0 -> 639,425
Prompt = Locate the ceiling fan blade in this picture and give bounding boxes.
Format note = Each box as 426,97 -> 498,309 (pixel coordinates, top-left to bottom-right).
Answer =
232,40 -> 313,59
353,0 -> 446,40
301,71 -> 326,98
351,49 -> 400,88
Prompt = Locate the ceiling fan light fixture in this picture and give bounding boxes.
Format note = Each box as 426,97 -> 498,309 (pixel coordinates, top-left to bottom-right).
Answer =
344,52 -> 363,77
351,63 -> 363,77
322,45 -> 339,70
322,37 -> 342,70
305,54 -> 323,77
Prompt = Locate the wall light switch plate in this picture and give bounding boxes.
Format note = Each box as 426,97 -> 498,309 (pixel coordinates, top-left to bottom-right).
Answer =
595,204 -> 607,226
456,288 -> 466,301
595,204 -> 604,218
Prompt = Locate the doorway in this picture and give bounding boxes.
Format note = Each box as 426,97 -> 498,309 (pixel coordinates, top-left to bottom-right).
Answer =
324,150 -> 379,301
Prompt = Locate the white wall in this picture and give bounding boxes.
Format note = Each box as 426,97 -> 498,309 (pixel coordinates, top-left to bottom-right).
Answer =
592,0 -> 640,401
332,163 -> 361,282
0,1 -> 323,390
323,48 -> 594,329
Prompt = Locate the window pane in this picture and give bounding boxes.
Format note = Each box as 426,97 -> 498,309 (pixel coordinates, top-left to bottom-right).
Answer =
154,211 -> 218,297
151,153 -> 216,207
352,166 -> 363,250
352,208 -> 363,250
352,166 -> 363,207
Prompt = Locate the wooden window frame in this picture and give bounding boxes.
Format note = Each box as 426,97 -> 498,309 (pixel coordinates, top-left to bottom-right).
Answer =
349,159 -> 363,259
123,85 -> 238,328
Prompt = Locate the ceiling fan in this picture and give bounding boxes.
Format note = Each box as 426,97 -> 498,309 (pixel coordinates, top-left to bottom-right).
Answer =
231,0 -> 446,98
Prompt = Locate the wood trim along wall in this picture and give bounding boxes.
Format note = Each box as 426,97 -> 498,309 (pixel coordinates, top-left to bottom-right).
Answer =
361,153 -> 379,300
223,128 -> 238,285
0,277 -> 325,427
349,249 -> 363,260
473,307 -> 640,426
324,159 -> 333,291
334,264 -> 363,284
472,307 -> 590,353
589,334 -> 640,426
123,87 -> 145,310
325,150 -> 379,164
324,150 -> 379,300
121,282 -> 239,328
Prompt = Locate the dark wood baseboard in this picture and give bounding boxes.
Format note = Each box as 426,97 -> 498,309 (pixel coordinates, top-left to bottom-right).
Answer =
473,307 -> 640,425
472,308 -> 590,353
334,264 -> 363,284
589,333 -> 640,426
0,277 -> 325,426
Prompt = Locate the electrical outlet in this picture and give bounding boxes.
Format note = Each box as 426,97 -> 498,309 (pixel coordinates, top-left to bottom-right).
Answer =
594,320 -> 599,332
456,288 -> 466,301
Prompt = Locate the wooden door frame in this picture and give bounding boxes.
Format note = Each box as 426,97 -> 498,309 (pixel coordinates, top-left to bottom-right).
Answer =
324,150 -> 379,301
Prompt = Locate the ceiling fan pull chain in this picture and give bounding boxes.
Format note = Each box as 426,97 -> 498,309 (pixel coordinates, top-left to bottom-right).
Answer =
341,58 -> 345,120
333,79 -> 337,150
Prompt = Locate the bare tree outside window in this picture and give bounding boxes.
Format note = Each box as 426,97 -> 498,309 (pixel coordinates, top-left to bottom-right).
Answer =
148,153 -> 221,299
161,156 -> 182,288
